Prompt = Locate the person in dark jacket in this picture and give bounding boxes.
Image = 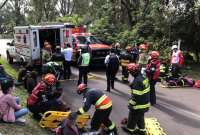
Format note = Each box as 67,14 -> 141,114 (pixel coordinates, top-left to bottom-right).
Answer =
76,84 -> 117,134
120,46 -> 133,83
77,48 -> 90,85
51,46 -> 64,62
122,63 -> 150,135
146,51 -> 160,105
104,48 -> 120,92
131,44 -> 140,63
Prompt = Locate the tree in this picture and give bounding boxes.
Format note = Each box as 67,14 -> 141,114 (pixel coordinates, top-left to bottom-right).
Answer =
0,0 -> 9,10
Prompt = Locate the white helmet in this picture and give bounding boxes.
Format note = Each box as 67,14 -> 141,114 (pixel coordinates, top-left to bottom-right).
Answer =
172,45 -> 178,50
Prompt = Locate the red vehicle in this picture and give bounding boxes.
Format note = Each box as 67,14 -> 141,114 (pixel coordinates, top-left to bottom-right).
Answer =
70,28 -> 111,65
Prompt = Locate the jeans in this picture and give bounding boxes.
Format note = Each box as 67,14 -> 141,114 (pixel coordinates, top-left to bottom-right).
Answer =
15,97 -> 29,119
63,61 -> 71,79
150,80 -> 157,105
78,66 -> 89,85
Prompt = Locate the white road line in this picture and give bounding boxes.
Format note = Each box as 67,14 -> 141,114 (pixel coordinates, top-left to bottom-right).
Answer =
158,100 -> 200,120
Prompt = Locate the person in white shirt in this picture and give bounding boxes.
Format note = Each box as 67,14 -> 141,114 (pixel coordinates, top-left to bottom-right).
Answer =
61,42 -> 73,79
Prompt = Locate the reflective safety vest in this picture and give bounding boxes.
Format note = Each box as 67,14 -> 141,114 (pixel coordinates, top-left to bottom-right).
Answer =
95,94 -> 112,110
129,78 -> 150,110
81,53 -> 90,66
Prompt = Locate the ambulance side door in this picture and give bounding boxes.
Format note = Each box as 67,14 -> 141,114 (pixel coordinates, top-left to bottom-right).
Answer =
31,29 -> 40,60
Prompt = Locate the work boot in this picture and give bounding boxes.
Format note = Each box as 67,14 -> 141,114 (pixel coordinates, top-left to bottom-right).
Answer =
121,126 -> 138,135
132,129 -> 147,135
105,88 -> 110,92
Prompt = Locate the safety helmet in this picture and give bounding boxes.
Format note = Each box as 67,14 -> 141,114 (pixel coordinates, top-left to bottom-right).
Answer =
125,46 -> 132,52
127,63 -> 139,72
172,45 -> 178,50
195,80 -> 200,88
150,51 -> 160,59
77,83 -> 87,94
115,42 -> 120,48
139,44 -> 148,50
43,73 -> 56,85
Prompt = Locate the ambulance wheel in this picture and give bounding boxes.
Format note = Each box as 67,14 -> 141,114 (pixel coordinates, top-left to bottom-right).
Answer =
6,52 -> 13,64
20,58 -> 25,66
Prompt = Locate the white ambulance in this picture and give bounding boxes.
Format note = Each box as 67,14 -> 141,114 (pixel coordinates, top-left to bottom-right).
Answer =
6,23 -> 74,65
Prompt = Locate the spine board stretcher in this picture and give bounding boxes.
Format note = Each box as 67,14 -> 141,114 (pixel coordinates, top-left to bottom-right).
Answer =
39,111 -> 90,129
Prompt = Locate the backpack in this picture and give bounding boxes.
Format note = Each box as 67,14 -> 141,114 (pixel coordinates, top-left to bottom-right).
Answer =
108,54 -> 119,69
27,82 -> 46,106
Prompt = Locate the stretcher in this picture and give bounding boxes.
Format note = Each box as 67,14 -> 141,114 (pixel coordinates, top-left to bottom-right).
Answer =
121,117 -> 167,135
39,111 -> 90,129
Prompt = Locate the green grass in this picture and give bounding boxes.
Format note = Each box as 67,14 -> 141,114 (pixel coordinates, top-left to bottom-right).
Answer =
0,58 -> 53,135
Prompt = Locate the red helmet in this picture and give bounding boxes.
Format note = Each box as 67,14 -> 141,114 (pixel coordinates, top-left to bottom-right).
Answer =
43,73 -> 56,85
150,51 -> 159,59
195,80 -> 200,88
127,63 -> 139,72
77,83 -> 87,94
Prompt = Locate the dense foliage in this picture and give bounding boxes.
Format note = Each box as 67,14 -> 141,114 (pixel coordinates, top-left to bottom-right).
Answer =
0,0 -> 200,61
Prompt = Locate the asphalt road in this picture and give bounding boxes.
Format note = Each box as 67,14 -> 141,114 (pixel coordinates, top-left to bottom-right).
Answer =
0,39 -> 200,135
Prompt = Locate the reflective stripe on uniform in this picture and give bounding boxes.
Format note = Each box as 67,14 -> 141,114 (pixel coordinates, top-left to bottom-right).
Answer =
132,103 -> 150,110
131,87 -> 150,95
127,127 -> 136,132
128,99 -> 136,105
121,59 -> 130,66
139,128 -> 146,132
108,122 -> 115,130
79,107 -> 85,114
98,102 -> 112,109
122,77 -> 128,81
95,95 -> 112,109
143,79 -> 149,88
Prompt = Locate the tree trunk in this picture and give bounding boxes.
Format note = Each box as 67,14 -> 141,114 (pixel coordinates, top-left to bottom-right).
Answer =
195,49 -> 200,63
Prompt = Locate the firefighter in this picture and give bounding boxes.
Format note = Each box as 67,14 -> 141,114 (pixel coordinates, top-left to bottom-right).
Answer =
27,73 -> 63,120
146,51 -> 160,105
77,47 -> 91,85
131,44 -> 140,63
120,46 -> 133,83
138,43 -> 149,75
170,45 -> 184,78
104,48 -> 120,92
76,84 -> 117,134
122,63 -> 150,135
